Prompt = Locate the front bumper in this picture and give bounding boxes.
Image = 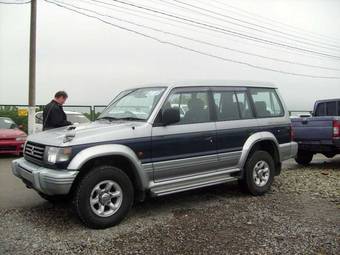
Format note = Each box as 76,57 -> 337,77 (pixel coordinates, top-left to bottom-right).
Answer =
0,140 -> 25,155
12,158 -> 78,195
279,142 -> 298,161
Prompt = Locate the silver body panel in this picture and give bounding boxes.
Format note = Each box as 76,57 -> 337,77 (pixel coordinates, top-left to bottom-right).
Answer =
12,157 -> 78,195
11,80 -> 298,197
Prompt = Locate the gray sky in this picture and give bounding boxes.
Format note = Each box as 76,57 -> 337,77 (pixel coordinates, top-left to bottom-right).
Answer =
1,0 -> 340,110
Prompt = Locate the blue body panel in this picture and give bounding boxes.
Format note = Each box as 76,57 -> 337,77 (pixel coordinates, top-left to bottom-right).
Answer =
291,116 -> 340,153
70,124 -> 291,165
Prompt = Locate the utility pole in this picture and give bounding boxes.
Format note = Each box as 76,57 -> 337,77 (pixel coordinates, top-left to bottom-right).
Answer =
28,0 -> 37,135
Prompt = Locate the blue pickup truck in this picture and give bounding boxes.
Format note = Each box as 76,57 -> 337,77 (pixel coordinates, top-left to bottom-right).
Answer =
291,99 -> 340,165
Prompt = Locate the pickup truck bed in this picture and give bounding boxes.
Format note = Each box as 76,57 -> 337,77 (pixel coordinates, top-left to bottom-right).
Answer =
291,115 -> 340,165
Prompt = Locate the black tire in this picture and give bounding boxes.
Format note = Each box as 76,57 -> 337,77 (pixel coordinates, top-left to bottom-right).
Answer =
239,150 -> 275,196
38,192 -> 70,204
72,165 -> 134,229
295,150 -> 313,165
323,153 -> 335,159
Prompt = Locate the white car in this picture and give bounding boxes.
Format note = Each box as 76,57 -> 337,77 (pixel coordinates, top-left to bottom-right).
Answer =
35,111 -> 90,133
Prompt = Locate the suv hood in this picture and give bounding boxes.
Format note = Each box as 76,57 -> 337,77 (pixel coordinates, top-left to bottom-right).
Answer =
27,121 -> 150,147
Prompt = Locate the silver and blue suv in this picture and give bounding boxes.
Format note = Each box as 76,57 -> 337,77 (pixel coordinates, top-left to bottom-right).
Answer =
12,81 -> 297,229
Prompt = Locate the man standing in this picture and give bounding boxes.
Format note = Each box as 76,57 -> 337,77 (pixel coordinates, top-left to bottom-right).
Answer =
43,91 -> 72,130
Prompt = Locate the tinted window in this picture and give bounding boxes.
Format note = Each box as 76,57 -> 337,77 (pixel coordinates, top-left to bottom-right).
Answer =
213,91 -> 240,121
163,91 -> 210,124
249,88 -> 284,118
235,91 -> 254,119
315,103 -> 325,116
338,101 -> 340,116
326,101 -> 337,116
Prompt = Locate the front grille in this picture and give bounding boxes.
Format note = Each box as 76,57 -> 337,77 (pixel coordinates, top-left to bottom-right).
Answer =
24,142 -> 45,163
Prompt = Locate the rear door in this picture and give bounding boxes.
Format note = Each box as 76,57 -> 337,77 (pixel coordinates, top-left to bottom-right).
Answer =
212,87 -> 257,169
248,87 -> 291,145
151,87 -> 218,182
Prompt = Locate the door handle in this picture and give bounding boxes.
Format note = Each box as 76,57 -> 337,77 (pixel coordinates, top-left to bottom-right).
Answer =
204,136 -> 213,143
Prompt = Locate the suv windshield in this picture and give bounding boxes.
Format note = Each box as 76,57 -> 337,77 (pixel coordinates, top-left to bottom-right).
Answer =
98,87 -> 166,121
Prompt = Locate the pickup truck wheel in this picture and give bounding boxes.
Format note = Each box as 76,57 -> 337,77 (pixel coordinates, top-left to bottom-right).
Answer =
72,165 -> 134,229
240,150 -> 275,196
323,153 -> 335,159
295,151 -> 313,165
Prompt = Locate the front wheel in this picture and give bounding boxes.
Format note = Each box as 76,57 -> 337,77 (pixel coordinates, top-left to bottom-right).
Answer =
239,150 -> 275,196
72,165 -> 134,229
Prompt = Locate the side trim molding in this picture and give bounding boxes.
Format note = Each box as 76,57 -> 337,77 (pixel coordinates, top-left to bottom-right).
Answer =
149,168 -> 240,196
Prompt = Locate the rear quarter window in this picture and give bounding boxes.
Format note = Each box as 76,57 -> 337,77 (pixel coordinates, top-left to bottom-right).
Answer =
248,88 -> 284,118
315,103 -> 325,116
326,101 -> 337,116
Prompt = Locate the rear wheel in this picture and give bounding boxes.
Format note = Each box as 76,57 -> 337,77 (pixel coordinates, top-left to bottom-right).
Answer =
295,150 -> 313,165
72,165 -> 134,229
239,150 -> 275,196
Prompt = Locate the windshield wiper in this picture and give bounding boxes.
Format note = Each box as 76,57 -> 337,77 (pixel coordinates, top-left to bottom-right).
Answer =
97,116 -> 118,121
116,117 -> 145,121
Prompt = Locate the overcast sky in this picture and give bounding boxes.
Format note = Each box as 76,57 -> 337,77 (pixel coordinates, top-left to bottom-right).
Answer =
1,0 -> 340,111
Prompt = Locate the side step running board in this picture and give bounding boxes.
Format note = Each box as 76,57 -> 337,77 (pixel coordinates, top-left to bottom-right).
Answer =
149,168 -> 240,197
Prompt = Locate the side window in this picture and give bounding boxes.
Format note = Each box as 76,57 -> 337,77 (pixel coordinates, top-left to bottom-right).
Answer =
338,101 -> 340,116
35,112 -> 43,124
235,92 -> 254,119
326,101 -> 337,116
213,91 -> 240,121
249,88 -> 284,118
163,91 -> 210,124
315,103 -> 325,116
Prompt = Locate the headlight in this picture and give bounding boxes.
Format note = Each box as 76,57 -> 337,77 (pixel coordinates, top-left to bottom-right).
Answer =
16,136 -> 27,141
45,146 -> 72,164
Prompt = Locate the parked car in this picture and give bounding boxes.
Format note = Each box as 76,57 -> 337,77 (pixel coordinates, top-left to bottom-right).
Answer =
12,81 -> 297,229
0,117 -> 27,156
35,111 -> 90,132
291,99 -> 340,165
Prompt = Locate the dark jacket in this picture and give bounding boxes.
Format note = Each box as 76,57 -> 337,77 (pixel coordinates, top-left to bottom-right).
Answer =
43,100 -> 72,130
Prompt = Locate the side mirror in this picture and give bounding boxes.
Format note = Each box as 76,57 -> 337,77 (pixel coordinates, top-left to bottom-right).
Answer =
162,108 -> 180,126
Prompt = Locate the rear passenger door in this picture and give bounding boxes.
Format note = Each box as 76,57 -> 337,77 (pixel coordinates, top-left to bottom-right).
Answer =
212,87 -> 257,169
152,87 -> 218,182
248,88 -> 290,144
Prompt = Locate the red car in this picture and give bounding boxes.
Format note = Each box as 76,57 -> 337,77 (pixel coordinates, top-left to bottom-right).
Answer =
0,117 -> 27,156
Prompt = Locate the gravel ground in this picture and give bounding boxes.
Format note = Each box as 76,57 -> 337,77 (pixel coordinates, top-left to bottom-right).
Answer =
0,156 -> 339,255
